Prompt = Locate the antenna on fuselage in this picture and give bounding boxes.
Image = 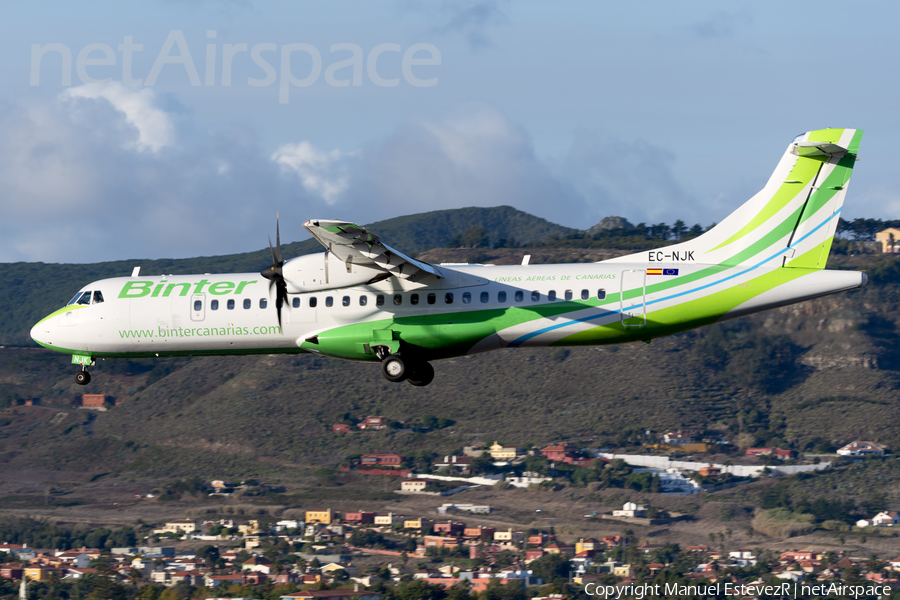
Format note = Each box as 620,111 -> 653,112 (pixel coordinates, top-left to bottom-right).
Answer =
131,266 -> 141,277
521,255 -> 531,266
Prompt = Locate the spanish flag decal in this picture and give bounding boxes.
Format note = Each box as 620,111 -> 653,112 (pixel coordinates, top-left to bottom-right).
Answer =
647,268 -> 679,276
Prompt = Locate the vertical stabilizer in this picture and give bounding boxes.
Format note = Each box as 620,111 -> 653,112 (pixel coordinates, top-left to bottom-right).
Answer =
607,129 -> 863,269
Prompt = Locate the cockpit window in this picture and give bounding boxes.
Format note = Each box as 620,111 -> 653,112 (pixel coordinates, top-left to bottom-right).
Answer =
68,292 -> 82,305
76,291 -> 92,305
92,291 -> 104,304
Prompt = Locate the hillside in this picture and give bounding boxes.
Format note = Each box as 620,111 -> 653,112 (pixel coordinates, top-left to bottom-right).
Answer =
1,266 -> 899,478
2,207 -> 900,530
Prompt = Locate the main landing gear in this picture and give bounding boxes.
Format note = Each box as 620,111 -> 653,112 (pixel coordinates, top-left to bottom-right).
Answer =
379,353 -> 435,387
75,366 -> 91,386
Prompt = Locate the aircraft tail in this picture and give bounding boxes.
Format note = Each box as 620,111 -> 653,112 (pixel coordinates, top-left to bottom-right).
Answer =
610,128 -> 863,269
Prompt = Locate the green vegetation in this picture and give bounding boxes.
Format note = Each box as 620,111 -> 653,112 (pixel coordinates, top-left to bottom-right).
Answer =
0,517 -> 137,550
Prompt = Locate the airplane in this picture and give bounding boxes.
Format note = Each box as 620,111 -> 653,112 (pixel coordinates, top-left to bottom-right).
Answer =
31,128 -> 866,387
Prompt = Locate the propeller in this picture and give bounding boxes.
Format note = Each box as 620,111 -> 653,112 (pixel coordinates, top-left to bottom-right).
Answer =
260,214 -> 289,329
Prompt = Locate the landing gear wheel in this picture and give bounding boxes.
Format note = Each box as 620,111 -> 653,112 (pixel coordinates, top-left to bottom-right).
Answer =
381,354 -> 407,382
75,370 -> 91,386
406,361 -> 434,387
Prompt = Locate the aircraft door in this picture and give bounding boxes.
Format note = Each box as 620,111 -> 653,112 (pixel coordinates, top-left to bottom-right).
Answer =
190,293 -> 206,322
620,269 -> 646,327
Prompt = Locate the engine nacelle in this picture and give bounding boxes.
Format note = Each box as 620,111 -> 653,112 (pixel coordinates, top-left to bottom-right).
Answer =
282,253 -> 386,293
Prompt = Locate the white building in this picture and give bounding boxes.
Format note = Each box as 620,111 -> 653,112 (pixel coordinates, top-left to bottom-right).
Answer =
438,503 -> 490,514
401,480 -> 428,492
871,511 -> 900,526
662,431 -> 692,445
837,441 -> 885,457
374,512 -> 399,526
658,469 -> 701,494
506,472 -> 553,488
613,502 -> 647,518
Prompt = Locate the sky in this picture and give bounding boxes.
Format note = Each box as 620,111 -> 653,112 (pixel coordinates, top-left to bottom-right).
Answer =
2,0 -> 900,263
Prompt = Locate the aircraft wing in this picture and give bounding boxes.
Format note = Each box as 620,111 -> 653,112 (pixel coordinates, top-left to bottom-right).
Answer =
303,219 -> 443,282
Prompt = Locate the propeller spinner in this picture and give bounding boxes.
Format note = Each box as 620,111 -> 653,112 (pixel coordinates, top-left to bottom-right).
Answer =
261,215 -> 289,328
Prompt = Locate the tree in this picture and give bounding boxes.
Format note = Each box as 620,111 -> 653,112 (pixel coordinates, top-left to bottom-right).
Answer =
480,578 -> 526,600
196,545 -> 219,564
397,579 -> 448,600
530,553 -> 571,584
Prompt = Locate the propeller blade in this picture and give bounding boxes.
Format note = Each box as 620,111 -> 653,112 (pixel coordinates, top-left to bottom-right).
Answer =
268,235 -> 278,267
275,214 -> 283,264
261,213 -> 289,331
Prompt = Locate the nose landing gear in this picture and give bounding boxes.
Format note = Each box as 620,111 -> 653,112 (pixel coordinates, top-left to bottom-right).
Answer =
75,367 -> 91,386
377,351 -> 435,387
72,356 -> 94,386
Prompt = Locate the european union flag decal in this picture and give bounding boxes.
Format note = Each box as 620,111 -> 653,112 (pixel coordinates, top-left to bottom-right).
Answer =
663,268 -> 679,276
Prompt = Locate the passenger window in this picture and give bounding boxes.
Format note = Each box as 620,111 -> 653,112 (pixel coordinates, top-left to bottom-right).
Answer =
227,299 -> 235,310
498,291 -> 507,303
531,291 -> 540,302
564,290 -> 573,301
194,300 -> 202,311
445,292 -> 454,304
292,298 -> 300,308
427,293 -> 436,305
211,299 -> 219,310
376,295 -> 384,306
243,298 -> 251,309
342,296 -> 350,306
92,291 -> 104,304
598,289 -> 606,300
77,291 -> 92,305
260,298 -> 267,309
515,291 -> 524,302
393,294 -> 402,305
359,296 -> 368,306
548,290 -> 557,301
480,291 -> 489,303
462,292 -> 471,304
410,294 -> 419,305
310,297 -> 318,308
325,297 -> 333,307
581,289 -> 589,300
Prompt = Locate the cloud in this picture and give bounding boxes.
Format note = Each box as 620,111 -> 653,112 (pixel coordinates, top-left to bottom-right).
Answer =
271,142 -> 355,204
557,129 -> 696,226
0,86 -> 328,263
0,88 -> 703,264
340,105 -> 589,226
64,83 -> 175,152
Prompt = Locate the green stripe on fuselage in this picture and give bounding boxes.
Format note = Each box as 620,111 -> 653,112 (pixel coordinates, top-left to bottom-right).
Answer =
35,304 -> 85,325
557,249 -> 822,346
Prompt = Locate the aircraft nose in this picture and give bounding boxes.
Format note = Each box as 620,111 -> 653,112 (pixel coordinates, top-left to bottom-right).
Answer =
31,315 -> 55,348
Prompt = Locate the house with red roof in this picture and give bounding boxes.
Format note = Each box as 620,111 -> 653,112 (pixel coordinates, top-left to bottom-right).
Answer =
837,441 -> 885,456
358,416 -> 387,431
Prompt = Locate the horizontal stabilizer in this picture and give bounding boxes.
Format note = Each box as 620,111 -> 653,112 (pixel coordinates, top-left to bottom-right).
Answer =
791,141 -> 847,158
